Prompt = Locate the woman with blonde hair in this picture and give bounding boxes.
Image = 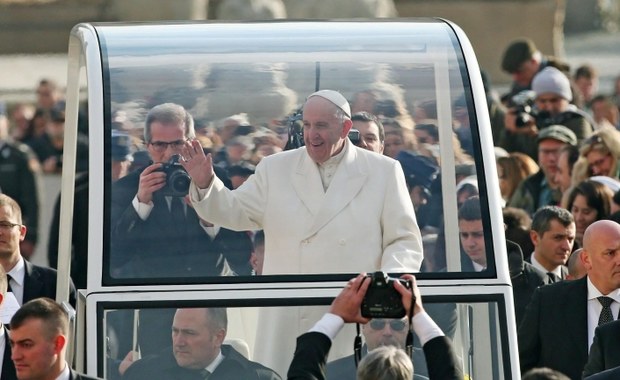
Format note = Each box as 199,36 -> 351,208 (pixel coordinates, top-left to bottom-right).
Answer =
573,127 -> 620,183
497,153 -> 539,205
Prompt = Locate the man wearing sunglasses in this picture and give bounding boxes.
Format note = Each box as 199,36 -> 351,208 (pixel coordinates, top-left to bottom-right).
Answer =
287,273 -> 462,380
326,316 -> 431,380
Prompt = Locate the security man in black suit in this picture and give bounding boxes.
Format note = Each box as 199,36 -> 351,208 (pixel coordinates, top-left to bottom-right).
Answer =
287,273 -> 463,380
10,298 -> 102,380
0,194 -> 76,307
518,220 -> 620,380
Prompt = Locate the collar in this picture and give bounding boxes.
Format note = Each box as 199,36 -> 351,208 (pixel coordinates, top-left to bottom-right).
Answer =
587,276 -> 620,301
55,362 -> 70,380
531,254 -> 562,277
8,257 -> 25,287
204,350 -> 224,374
472,261 -> 486,272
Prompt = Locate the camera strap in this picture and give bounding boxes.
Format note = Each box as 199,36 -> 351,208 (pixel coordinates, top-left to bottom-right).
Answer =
405,288 -> 415,359
354,322 -> 362,368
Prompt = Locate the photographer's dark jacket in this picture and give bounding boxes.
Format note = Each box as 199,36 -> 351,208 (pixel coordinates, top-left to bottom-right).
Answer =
507,170 -> 560,216
110,169 -> 253,279
288,331 -> 462,380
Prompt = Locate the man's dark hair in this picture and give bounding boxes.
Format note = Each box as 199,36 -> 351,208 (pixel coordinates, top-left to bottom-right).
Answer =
613,189 -> 620,207
10,298 -> 69,338
351,111 -> 385,142
559,144 -> 580,175
414,123 -> 439,142
458,196 -> 481,221
531,206 -> 574,235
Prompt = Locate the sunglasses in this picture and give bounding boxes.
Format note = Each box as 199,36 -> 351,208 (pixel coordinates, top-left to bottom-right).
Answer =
369,319 -> 407,331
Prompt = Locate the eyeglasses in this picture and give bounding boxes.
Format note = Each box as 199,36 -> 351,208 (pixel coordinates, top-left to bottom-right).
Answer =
0,221 -> 22,231
148,139 -> 187,152
369,319 -> 406,331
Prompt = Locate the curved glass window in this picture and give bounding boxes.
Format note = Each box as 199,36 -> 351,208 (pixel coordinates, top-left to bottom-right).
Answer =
84,20 -> 500,285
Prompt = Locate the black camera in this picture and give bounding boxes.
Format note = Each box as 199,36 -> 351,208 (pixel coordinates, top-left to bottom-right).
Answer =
158,154 -> 191,197
348,129 -> 360,145
361,271 -> 411,319
511,90 -> 537,128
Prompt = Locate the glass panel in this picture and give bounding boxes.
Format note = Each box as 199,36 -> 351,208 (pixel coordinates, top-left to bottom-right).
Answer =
100,299 -> 509,379
98,21 -> 493,284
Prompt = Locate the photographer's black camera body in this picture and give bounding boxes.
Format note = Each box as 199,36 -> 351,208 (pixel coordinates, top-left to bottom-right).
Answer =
361,271 -> 411,319
157,154 -> 191,197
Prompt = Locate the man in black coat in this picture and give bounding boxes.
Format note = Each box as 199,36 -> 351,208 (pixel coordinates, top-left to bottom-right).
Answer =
287,273 -> 462,380
582,319 -> 620,377
110,103 -> 252,280
10,298 -> 102,380
0,194 -> 76,307
122,308 -> 280,380
0,266 -> 16,380
518,220 -> 620,380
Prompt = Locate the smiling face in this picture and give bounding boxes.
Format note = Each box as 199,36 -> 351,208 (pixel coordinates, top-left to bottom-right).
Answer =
302,96 -> 352,164
571,194 -> 599,242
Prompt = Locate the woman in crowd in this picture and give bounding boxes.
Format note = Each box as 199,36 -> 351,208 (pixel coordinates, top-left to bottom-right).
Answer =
573,127 -> 620,183
497,153 -> 539,206
565,179 -> 613,246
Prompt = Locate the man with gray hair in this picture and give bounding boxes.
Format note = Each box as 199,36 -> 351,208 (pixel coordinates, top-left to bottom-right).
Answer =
182,90 -> 422,373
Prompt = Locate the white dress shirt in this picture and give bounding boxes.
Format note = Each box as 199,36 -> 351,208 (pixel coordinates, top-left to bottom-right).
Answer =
7,257 -> 26,305
586,277 -> 620,350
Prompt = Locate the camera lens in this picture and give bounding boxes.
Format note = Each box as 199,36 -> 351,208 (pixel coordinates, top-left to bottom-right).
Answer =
169,170 -> 191,194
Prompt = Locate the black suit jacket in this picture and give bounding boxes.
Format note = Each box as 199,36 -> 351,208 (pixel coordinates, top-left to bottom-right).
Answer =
123,344 -> 281,380
288,331 -> 462,380
582,319 -> 620,378
1,326 -> 16,380
518,276 -> 589,380
585,366 -> 620,380
111,170 -> 252,279
23,260 -> 77,307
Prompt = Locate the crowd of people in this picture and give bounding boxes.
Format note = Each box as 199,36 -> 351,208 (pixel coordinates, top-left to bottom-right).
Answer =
0,34 -> 620,379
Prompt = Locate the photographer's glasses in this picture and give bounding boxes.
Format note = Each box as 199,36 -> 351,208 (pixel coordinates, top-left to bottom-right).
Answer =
369,319 -> 407,331
148,139 -> 187,152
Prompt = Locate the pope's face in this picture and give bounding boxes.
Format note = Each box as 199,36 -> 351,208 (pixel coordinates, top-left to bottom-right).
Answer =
302,96 -> 351,164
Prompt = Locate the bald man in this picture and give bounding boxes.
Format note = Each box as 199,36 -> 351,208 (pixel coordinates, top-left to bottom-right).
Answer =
183,89 -> 422,374
519,220 -> 620,379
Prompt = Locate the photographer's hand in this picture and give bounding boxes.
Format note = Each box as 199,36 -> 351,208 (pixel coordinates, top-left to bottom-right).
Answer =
394,274 -> 424,317
505,108 -> 538,136
181,139 -> 214,189
329,273 -> 371,324
137,163 -> 166,204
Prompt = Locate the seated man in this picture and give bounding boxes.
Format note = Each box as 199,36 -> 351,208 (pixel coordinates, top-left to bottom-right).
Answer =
287,273 -> 463,380
122,307 -> 280,380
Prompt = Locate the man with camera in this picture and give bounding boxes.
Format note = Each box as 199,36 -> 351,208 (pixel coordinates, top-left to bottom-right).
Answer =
111,103 -> 252,279
502,66 -> 593,160
287,273 -> 462,380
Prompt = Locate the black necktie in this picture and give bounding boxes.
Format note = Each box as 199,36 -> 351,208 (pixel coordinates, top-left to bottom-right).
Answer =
199,369 -> 211,379
6,274 -> 12,293
597,296 -> 614,326
170,197 -> 186,229
547,272 -> 560,283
